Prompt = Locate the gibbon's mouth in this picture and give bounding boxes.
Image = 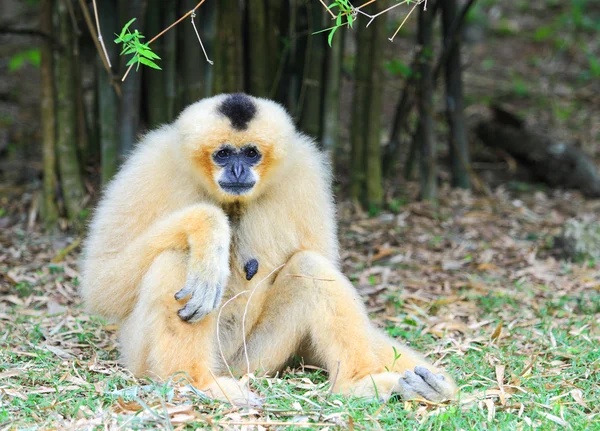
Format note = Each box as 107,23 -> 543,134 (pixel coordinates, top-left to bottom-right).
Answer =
219,181 -> 255,195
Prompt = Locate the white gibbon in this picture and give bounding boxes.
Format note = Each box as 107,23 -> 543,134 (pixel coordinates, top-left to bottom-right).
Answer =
81,93 -> 457,404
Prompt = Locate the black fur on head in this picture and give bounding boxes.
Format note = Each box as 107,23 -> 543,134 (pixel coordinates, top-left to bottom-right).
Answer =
218,93 -> 257,131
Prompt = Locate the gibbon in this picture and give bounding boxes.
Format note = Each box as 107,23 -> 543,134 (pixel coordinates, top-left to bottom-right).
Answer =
81,93 -> 457,404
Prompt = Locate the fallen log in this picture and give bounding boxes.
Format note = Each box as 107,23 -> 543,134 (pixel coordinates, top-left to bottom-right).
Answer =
475,109 -> 600,198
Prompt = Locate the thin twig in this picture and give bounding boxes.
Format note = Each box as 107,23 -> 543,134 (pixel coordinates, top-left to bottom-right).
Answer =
51,237 -> 81,263
76,0 -> 121,96
214,264 -> 285,406
357,0 -> 377,10
91,0 -> 111,68
286,274 -> 335,282
319,0 -> 336,18
366,0 -> 409,27
208,368 -> 237,407
122,0 -> 207,81
389,0 -> 423,41
190,11 -> 213,65
318,360 -> 341,422
216,289 -> 251,382
242,264 -> 286,376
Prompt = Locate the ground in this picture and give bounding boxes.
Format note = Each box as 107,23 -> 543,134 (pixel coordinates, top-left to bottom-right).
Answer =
1,185 -> 599,430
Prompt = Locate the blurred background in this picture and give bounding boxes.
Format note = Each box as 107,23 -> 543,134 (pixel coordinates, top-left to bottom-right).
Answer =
0,0 -> 599,227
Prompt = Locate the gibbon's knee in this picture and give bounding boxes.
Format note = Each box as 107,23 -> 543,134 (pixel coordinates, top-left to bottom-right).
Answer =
139,250 -> 188,305
283,251 -> 340,283
120,249 -> 220,380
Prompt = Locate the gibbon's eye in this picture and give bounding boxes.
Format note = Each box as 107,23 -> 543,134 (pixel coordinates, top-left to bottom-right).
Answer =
245,148 -> 258,159
216,149 -> 231,159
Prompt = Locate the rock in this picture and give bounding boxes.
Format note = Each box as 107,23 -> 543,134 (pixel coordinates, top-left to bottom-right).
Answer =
554,218 -> 600,262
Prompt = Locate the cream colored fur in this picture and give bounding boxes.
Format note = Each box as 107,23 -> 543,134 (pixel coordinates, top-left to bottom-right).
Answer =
80,94 -> 457,404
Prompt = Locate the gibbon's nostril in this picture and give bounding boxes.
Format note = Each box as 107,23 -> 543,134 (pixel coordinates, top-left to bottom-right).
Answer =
232,163 -> 244,179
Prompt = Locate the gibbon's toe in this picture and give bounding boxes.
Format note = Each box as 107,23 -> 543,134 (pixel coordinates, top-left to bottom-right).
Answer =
345,372 -> 404,402
397,367 -> 457,402
203,377 -> 262,407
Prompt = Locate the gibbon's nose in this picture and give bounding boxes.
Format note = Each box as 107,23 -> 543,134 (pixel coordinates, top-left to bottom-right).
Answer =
232,162 -> 244,180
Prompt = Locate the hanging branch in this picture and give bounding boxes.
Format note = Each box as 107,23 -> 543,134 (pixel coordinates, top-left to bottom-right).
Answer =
190,10 -> 213,65
319,0 -> 336,18
76,0 -> 121,97
121,0 -> 208,81
319,0 -> 428,44
91,0 -> 111,68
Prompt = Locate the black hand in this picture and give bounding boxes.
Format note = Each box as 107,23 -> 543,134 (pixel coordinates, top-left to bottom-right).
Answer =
244,258 -> 259,281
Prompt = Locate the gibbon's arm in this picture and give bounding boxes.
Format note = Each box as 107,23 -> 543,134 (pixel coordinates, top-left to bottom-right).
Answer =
81,204 -> 230,322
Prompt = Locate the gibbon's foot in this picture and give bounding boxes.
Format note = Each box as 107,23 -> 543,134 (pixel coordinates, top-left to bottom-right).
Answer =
396,366 -> 456,403
203,377 -> 262,407
244,258 -> 259,281
174,249 -> 230,323
348,367 -> 456,403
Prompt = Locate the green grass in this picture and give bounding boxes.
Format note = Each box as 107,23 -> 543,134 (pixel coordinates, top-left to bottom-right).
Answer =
1,283 -> 598,429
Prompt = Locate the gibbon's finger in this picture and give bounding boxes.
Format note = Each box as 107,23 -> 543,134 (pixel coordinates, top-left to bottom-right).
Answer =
244,259 -> 259,281
174,275 -> 197,300
398,370 -> 445,402
177,280 -> 224,323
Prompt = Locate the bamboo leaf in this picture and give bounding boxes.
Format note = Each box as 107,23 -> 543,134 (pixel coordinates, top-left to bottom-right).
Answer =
139,48 -> 161,60
139,56 -> 162,70
119,18 -> 136,39
328,26 -> 338,47
126,55 -> 139,67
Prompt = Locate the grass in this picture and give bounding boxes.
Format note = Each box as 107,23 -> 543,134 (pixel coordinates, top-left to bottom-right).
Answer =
1,188 -> 599,429
1,289 -> 598,429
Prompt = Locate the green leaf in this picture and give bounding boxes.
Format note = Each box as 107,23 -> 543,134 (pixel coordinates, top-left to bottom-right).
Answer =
384,59 -> 412,78
347,14 -> 353,28
588,54 -> 600,78
328,26 -> 338,47
126,55 -> 139,67
139,47 -> 160,60
119,18 -> 136,39
8,49 -> 40,72
139,56 -> 162,70
122,47 -> 136,56
336,14 -> 342,26
533,25 -> 553,42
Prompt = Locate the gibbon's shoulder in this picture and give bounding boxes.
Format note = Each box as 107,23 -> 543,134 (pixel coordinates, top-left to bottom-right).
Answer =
287,132 -> 333,187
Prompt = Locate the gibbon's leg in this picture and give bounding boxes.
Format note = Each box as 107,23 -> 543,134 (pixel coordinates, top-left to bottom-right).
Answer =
82,204 -> 230,322
119,250 -> 253,404
236,251 -> 457,402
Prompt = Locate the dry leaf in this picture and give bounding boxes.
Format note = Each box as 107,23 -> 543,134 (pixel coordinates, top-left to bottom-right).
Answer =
491,321 -> 503,341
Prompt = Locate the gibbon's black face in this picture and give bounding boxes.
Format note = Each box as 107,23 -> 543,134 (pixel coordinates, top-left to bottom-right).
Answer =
212,144 -> 262,195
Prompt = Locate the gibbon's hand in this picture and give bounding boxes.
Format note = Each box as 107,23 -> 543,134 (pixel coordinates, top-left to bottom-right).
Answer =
174,247 -> 230,323
396,366 -> 456,402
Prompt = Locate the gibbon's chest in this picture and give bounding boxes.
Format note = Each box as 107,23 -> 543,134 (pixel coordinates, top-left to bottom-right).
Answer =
221,200 -> 300,285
